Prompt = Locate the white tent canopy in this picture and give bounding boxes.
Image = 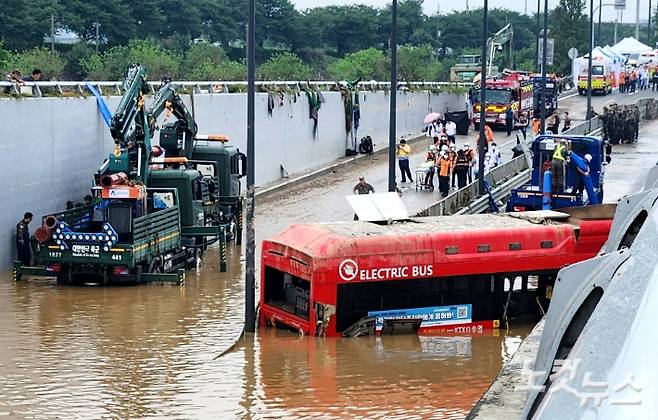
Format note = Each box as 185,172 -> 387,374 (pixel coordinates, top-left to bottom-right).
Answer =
572,47 -> 620,85
611,37 -> 653,54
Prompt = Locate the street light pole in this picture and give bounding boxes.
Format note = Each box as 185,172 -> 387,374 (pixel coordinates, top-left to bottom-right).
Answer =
535,0 -> 541,70
587,0 -> 594,132
244,0 -> 256,333
597,0 -> 602,46
540,0 -> 548,135
478,0 -> 488,196
389,0 -> 398,192
649,0 -> 653,45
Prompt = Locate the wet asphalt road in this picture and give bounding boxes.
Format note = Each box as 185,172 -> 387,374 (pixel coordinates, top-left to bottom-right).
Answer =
256,88 -> 658,248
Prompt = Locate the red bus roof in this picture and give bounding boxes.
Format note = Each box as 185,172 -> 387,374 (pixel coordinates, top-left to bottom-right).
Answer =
263,211 -> 613,282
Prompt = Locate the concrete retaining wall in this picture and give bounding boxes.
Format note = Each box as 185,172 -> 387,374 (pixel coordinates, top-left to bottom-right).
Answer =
0,89 -> 467,268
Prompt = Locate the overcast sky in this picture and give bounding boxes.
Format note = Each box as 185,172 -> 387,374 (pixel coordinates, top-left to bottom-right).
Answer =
291,0 -> 653,23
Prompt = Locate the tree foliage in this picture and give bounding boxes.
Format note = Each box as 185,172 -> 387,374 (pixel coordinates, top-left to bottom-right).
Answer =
81,39 -> 178,80
549,0 -> 588,74
258,52 -> 312,80
5,47 -> 66,79
1,0 -> 584,80
327,48 -> 388,81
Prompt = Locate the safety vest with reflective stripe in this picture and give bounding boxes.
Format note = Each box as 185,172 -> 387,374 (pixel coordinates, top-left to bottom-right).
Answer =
553,143 -> 566,161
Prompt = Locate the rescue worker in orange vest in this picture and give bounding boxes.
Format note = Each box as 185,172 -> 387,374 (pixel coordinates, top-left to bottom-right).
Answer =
475,124 -> 494,149
438,151 -> 452,197
619,71 -> 626,93
448,144 -> 458,188
630,70 -> 638,93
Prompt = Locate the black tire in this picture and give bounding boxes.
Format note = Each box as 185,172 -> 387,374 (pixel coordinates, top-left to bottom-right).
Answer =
56,264 -> 72,285
473,122 -> 480,131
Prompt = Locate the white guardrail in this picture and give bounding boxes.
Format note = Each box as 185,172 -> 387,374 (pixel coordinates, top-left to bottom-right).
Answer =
0,80 -> 471,97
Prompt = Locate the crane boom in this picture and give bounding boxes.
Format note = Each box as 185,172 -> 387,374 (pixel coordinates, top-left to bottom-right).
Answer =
147,81 -> 198,159
486,24 -> 514,76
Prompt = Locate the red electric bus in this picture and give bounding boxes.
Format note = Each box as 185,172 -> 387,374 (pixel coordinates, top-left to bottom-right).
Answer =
259,206 -> 615,337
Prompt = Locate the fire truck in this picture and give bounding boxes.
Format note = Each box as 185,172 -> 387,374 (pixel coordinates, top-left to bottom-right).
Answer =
472,72 -> 534,130
259,207 -> 615,337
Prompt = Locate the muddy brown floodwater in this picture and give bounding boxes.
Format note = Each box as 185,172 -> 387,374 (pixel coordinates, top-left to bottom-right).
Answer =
3,94 -> 657,418
0,245 -> 530,418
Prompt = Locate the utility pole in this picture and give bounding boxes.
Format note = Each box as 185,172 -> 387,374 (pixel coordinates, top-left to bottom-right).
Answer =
245,0 -> 256,333
597,0 -> 602,46
587,0 -> 595,132
50,14 -> 55,54
615,9 -> 619,43
478,0 -> 488,196
649,0 -> 653,45
389,0 -> 398,192
636,0 -> 641,39
525,0 -> 528,15
541,0 -> 549,135
535,0 -> 541,70
95,22 -> 100,54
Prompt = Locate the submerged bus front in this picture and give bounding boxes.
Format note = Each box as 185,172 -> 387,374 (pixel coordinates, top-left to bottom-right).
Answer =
260,211 -> 614,337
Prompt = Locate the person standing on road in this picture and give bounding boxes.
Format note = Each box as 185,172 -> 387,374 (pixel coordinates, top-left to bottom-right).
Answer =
396,139 -> 413,183
619,71 -> 626,93
464,143 -> 475,183
531,117 -> 540,136
445,119 -> 457,144
453,149 -> 470,189
505,107 -> 514,136
630,70 -> 637,93
16,212 -> 33,266
437,151 -> 452,197
449,144 -> 458,188
489,142 -> 502,168
652,69 -> 658,91
518,115 -> 528,140
562,112 -> 571,133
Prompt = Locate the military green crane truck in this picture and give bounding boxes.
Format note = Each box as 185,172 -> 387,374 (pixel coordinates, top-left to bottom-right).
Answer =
14,65 -> 245,285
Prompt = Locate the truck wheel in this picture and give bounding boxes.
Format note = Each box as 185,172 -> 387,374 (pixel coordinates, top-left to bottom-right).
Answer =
56,264 -> 72,285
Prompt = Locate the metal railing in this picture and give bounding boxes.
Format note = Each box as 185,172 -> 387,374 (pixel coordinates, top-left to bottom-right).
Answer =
0,79 -> 471,97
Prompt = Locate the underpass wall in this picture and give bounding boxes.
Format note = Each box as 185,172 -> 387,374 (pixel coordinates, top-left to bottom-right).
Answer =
0,90 -> 466,268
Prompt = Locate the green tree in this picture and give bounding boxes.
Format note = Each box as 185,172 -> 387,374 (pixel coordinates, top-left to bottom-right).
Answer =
81,39 -> 178,80
258,52 -> 311,80
63,0 -> 137,46
397,45 -> 436,81
297,5 -> 384,57
549,0 -> 588,74
8,47 -> 66,79
0,0 -> 60,51
327,48 -> 388,80
0,41 -> 11,73
181,42 -> 226,69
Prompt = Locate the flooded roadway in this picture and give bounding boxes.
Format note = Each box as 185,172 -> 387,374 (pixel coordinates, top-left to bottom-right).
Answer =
2,93 -> 658,418
0,244 -> 530,418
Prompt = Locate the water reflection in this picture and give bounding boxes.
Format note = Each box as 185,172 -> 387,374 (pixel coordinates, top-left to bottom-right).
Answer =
0,244 -> 530,418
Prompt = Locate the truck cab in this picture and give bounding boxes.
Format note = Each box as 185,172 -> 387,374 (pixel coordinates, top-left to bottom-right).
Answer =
507,135 -> 608,212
